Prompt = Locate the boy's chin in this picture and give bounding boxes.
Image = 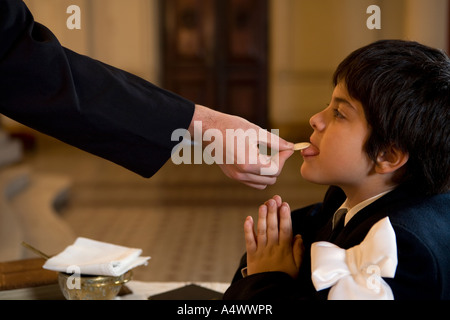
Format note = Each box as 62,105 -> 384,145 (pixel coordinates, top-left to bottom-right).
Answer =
300,165 -> 332,186
300,164 -> 315,180
300,168 -> 319,184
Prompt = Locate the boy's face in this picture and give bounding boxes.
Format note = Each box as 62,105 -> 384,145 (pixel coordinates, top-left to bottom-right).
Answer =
301,82 -> 375,192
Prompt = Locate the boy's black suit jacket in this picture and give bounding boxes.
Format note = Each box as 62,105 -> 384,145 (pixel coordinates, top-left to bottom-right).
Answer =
0,0 -> 194,177
224,186 -> 450,300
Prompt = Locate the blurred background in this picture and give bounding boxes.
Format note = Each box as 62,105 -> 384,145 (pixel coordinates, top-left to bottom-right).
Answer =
0,0 -> 448,284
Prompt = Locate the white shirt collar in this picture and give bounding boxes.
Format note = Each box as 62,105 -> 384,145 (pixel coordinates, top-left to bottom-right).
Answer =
339,190 -> 393,226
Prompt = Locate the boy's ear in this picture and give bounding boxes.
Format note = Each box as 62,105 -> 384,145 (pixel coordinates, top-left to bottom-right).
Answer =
375,145 -> 409,174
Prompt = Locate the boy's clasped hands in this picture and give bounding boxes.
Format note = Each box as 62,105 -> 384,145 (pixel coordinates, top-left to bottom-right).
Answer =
244,195 -> 304,279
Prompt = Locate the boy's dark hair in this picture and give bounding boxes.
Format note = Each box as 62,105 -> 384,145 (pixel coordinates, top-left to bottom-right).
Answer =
333,40 -> 450,195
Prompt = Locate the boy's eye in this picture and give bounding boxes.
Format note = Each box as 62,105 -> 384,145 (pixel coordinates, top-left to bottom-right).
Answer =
333,108 -> 345,119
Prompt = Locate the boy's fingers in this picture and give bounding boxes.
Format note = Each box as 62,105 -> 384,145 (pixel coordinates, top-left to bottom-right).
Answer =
256,204 -> 268,246
279,202 -> 293,244
272,195 -> 282,207
244,216 -> 257,254
266,199 -> 279,245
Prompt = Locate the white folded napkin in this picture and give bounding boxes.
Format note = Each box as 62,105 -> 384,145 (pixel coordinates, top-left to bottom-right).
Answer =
43,237 -> 150,276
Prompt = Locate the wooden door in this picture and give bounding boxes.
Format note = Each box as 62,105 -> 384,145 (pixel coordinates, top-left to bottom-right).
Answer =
160,0 -> 268,128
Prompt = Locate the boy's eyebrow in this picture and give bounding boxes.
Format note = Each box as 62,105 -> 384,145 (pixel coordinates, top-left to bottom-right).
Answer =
333,97 -> 357,112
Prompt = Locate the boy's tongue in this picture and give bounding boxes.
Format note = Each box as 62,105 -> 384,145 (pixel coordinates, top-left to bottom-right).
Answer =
302,144 -> 320,157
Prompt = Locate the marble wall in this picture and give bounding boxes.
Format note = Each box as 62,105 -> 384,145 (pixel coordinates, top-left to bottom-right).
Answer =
9,0 -> 448,138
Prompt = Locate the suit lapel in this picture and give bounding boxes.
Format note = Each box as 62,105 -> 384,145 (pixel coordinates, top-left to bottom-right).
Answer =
330,186 -> 413,248
314,186 -> 413,249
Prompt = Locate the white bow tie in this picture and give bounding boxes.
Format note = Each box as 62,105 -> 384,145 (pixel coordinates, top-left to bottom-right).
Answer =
311,217 -> 398,300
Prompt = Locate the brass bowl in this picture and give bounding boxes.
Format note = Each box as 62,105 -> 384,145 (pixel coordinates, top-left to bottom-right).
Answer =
58,271 -> 132,300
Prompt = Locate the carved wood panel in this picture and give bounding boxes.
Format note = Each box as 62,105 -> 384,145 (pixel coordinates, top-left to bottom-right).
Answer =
161,0 -> 268,127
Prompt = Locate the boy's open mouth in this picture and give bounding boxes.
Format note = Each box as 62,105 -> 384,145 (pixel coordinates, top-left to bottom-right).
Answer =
301,143 -> 320,157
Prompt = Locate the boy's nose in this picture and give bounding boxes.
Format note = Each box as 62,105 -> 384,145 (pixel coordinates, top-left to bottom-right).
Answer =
309,111 -> 325,132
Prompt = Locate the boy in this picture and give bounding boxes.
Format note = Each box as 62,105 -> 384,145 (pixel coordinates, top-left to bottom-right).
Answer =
223,40 -> 450,300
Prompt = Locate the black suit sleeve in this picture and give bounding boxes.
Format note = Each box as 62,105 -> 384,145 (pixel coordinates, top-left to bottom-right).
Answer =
0,0 -> 195,178
385,225 -> 442,300
223,272 -> 302,300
